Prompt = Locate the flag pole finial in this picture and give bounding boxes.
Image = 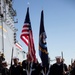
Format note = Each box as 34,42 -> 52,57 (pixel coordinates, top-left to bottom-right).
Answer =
27,2 -> 30,7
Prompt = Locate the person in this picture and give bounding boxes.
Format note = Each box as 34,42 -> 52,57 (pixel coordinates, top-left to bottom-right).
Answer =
22,54 -> 31,75
61,58 -> 68,75
31,61 -> 43,75
22,59 -> 28,75
1,53 -> 5,61
49,56 -> 68,75
70,60 -> 75,75
9,57 -> 22,75
0,53 -> 5,73
1,61 -> 9,75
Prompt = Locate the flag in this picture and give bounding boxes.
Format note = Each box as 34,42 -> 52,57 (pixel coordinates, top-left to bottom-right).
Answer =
39,10 -> 49,67
20,7 -> 37,62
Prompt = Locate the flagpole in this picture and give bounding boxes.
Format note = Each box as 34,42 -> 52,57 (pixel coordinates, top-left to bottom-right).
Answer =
27,2 -> 30,7
27,32 -> 30,75
28,27 -> 31,75
45,67 -> 46,75
27,3 -> 30,75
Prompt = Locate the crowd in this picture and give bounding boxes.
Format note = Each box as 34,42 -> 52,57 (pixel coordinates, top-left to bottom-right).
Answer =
0,52 -> 75,75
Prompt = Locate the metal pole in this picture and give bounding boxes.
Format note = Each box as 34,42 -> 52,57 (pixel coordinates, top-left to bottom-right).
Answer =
0,13 -> 4,53
0,0 -> 5,53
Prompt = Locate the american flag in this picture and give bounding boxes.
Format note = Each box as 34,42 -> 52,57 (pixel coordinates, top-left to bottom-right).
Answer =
20,7 -> 37,62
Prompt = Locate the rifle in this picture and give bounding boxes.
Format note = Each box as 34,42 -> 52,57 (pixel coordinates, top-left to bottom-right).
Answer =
10,47 -> 14,75
61,52 -> 65,75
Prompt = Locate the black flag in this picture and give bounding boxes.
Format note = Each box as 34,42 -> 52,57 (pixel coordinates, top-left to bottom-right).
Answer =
39,10 -> 49,68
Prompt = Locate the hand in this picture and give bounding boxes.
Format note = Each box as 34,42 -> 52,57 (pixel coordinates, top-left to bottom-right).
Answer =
63,71 -> 68,75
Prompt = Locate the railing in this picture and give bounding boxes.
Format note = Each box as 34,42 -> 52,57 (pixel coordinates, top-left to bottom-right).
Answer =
9,6 -> 16,16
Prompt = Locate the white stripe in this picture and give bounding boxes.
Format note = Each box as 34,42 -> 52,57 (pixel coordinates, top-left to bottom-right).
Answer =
24,23 -> 29,25
21,32 -> 29,34
22,36 -> 28,43
23,27 -> 29,30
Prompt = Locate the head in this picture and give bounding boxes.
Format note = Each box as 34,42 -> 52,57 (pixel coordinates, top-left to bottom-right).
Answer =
55,56 -> 61,64
2,61 -> 8,67
1,53 -> 4,57
13,57 -> 19,65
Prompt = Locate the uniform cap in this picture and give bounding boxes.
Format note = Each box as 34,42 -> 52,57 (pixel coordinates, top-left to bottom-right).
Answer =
55,56 -> 61,59
2,60 -> 7,63
13,57 -> 19,60
2,60 -> 8,66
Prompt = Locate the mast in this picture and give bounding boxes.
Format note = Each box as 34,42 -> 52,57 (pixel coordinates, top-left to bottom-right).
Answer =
1,13 -> 4,53
0,0 -> 4,53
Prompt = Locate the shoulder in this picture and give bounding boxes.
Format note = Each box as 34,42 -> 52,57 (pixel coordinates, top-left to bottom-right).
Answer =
10,65 -> 14,68
22,60 -> 27,64
50,63 -> 58,68
52,63 -> 57,66
64,63 -> 67,66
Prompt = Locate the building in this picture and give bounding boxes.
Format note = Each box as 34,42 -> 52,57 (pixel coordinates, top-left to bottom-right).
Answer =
0,0 -> 25,66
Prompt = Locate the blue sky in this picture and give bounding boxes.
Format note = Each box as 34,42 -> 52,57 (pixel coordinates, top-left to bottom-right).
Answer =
13,0 -> 75,65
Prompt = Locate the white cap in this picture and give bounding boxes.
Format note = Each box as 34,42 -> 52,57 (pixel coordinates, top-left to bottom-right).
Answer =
55,56 -> 61,59
13,56 -> 19,60
2,60 -> 8,66
2,60 -> 7,64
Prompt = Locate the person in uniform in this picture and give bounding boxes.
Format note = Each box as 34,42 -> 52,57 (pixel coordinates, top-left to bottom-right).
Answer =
1,61 -> 9,75
31,61 -> 43,75
22,54 -> 31,75
0,53 -> 5,74
22,59 -> 28,75
61,58 -> 68,75
70,60 -> 75,75
49,56 -> 68,75
9,57 -> 22,75
0,52 -> 3,73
